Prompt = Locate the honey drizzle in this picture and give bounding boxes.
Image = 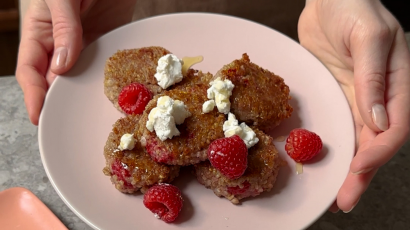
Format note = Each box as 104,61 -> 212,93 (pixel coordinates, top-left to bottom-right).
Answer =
182,56 -> 204,75
296,162 -> 303,175
273,136 -> 286,142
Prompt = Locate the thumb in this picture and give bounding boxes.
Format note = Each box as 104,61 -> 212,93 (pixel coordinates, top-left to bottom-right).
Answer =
351,26 -> 393,132
46,0 -> 83,75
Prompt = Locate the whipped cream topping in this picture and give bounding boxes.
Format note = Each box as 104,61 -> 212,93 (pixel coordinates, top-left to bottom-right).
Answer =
206,77 -> 234,114
223,113 -> 259,148
202,100 -> 216,113
146,96 -> 191,141
154,54 -> 184,89
118,133 -> 136,150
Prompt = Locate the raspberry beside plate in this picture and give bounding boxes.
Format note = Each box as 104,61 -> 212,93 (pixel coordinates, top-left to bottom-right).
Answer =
143,184 -> 183,223
285,128 -> 323,163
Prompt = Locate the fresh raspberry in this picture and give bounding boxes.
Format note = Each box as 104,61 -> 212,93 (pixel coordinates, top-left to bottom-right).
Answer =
111,159 -> 133,189
227,181 -> 250,195
285,128 -> 323,162
207,135 -> 248,179
118,83 -> 152,115
145,137 -> 175,163
143,184 -> 183,223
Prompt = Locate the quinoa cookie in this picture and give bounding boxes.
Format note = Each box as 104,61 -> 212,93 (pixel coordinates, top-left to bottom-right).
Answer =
171,68 -> 214,90
104,46 -> 171,113
103,115 -> 180,193
194,128 -> 282,204
213,53 -> 293,132
138,85 -> 226,166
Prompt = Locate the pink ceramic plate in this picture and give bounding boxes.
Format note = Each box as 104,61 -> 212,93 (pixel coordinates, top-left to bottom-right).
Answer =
0,187 -> 67,230
39,13 -> 354,230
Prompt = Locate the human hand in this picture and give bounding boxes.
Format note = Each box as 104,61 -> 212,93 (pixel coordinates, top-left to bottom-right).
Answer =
298,0 -> 410,212
16,0 -> 137,125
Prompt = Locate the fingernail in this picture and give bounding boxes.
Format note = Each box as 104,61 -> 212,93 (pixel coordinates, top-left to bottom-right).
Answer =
331,209 -> 340,214
371,104 -> 388,131
51,47 -> 68,70
343,199 -> 360,213
352,167 -> 373,175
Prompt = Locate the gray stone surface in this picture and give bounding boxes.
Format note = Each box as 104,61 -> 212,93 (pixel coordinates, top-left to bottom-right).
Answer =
1,37 -> 409,230
0,78 -> 90,230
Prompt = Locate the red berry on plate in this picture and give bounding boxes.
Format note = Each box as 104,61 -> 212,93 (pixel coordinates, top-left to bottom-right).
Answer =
285,128 -> 323,163
111,159 -> 133,189
118,83 -> 152,114
143,184 -> 183,223
227,181 -> 250,195
207,135 -> 248,179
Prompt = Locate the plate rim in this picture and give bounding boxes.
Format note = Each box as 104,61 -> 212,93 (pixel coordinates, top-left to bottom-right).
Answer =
38,12 -> 355,230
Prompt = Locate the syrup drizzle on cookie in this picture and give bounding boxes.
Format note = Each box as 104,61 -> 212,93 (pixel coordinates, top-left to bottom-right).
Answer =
296,162 -> 303,175
182,56 -> 204,75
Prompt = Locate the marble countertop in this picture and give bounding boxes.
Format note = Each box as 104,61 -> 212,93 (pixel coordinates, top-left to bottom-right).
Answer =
1,34 -> 410,230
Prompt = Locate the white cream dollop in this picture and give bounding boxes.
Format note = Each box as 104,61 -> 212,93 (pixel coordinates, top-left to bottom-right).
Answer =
154,54 -> 184,89
118,133 -> 136,150
223,113 -> 259,148
206,77 -> 234,114
146,96 -> 191,141
202,100 -> 216,113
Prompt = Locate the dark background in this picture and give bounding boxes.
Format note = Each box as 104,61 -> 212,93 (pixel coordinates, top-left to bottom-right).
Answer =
382,0 -> 410,31
0,0 -> 408,76
0,0 -> 19,76
0,1 -> 409,230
